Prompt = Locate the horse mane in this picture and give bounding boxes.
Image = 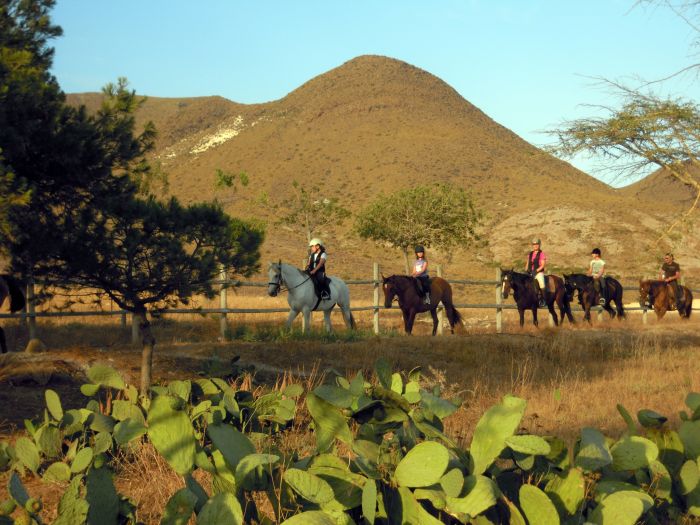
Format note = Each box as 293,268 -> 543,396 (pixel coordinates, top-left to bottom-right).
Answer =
386,275 -> 415,288
506,270 -> 532,283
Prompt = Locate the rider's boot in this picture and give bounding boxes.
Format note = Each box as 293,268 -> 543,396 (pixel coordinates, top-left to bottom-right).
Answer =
537,289 -> 545,308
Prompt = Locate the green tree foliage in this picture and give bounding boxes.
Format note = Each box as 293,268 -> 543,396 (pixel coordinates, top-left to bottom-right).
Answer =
355,184 -> 482,273
0,2 -> 264,393
0,0 -> 62,251
0,1 -> 157,277
55,195 -> 263,393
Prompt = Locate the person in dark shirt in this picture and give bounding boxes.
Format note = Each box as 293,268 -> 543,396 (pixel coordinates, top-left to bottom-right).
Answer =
659,253 -> 683,311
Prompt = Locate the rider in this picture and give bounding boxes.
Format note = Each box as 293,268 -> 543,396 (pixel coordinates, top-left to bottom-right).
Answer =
412,245 -> 430,305
588,248 -> 607,305
659,252 -> 683,311
525,238 -> 546,307
306,238 -> 330,300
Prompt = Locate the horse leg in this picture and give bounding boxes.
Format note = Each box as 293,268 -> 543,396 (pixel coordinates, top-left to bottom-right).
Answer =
0,326 -> 6,354
603,303 -> 615,319
302,308 -> 312,334
430,308 -> 439,336
548,301 -> 559,326
323,310 -> 333,333
286,309 -> 300,331
563,298 -> 575,324
406,310 -> 417,335
518,308 -> 525,327
532,307 -> 539,328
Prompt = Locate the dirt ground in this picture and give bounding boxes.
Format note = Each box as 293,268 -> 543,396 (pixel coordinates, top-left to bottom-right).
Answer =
1,311 -> 699,437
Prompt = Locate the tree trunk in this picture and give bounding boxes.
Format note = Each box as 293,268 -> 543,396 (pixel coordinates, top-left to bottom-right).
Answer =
135,307 -> 156,395
403,248 -> 410,276
131,314 -> 140,345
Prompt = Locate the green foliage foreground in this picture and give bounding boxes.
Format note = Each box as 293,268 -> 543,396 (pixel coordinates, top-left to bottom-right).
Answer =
1,361 -> 699,524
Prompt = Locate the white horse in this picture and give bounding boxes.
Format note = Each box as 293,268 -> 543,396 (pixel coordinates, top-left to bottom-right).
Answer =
267,262 -> 355,333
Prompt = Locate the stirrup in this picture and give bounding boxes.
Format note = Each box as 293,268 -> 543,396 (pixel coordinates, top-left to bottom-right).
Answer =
599,298 -> 606,305
424,296 -> 431,305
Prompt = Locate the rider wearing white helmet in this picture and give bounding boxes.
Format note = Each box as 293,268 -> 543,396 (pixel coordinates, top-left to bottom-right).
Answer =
306,238 -> 330,300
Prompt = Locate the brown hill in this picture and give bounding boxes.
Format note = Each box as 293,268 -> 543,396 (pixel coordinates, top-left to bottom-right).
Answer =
66,55 -> 700,280
618,164 -> 698,206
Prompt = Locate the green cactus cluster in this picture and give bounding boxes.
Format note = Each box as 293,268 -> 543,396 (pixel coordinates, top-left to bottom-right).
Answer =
1,361 -> 700,523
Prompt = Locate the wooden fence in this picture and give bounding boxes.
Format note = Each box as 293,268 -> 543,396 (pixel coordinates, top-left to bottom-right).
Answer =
1,265 -> 697,340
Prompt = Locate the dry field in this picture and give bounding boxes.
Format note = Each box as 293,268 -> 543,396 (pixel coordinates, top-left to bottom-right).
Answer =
1,292 -> 699,522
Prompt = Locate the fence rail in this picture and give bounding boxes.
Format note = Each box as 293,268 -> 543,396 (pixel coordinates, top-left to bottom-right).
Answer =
2,265 -> 698,339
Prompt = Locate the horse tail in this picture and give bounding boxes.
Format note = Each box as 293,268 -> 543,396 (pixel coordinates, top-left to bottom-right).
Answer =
349,311 -> 356,329
685,288 -> 693,318
3,275 -> 25,313
614,279 -> 625,318
447,305 -> 463,327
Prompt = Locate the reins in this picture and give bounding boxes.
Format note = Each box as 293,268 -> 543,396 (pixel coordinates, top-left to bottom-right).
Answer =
269,265 -> 312,294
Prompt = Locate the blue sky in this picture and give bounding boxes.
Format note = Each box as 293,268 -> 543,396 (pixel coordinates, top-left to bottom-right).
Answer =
51,1 -> 699,186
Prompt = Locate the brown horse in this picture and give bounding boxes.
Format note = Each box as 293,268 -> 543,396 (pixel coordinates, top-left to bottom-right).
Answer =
639,280 -> 693,319
500,269 -> 574,328
382,275 -> 462,335
0,274 -> 25,353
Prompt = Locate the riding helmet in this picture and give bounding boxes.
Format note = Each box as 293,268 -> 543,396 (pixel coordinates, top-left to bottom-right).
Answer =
531,238 -> 541,245
309,238 -> 323,247
414,245 -> 425,253
591,248 -> 601,255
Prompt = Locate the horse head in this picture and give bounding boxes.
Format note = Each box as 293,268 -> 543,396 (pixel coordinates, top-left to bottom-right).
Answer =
268,261 -> 283,297
500,268 -> 514,299
563,274 -> 577,301
382,275 -> 399,308
639,279 -> 653,308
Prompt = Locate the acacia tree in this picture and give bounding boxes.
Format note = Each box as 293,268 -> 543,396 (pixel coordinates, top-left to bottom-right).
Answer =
550,92 -> 700,236
355,184 -> 482,273
551,1 -> 700,239
262,180 -> 351,244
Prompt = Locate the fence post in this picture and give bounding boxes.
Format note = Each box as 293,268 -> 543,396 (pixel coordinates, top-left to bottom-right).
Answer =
219,266 -> 228,340
496,268 -> 503,333
436,265 -> 444,335
642,307 -> 648,325
26,278 -> 37,340
373,262 -> 380,335
121,311 -> 127,329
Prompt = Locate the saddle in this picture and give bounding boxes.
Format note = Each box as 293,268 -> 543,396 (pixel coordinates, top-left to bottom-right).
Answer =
665,283 -> 682,310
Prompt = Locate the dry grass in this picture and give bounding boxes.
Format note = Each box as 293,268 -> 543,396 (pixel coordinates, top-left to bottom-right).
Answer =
1,314 -> 700,523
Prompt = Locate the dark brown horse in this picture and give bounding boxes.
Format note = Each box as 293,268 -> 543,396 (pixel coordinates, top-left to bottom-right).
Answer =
564,273 -> 625,323
0,274 -> 25,353
639,280 -> 693,319
382,275 -> 462,335
500,269 -> 574,328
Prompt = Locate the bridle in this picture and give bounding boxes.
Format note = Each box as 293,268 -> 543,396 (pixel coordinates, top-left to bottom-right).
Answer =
382,278 -> 400,304
269,263 -> 312,294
